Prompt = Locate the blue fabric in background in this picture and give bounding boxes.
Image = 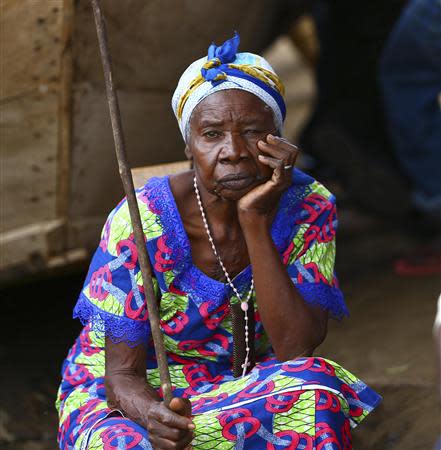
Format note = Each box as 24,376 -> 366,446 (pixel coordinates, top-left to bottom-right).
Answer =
379,0 -> 441,216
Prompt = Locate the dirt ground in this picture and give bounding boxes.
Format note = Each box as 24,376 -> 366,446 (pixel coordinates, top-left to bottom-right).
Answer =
322,241 -> 440,450
1,36 -> 439,450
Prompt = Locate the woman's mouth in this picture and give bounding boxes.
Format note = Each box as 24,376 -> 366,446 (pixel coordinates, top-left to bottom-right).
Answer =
217,173 -> 255,190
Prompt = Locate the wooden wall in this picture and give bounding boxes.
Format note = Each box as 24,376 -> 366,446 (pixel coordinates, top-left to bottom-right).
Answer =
1,0 -> 304,280
0,0 -> 75,276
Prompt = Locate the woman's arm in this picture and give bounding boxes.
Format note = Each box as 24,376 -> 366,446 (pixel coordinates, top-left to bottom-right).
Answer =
239,219 -> 328,361
237,135 -> 328,361
105,338 -> 158,423
76,187 -> 194,448
105,338 -> 194,449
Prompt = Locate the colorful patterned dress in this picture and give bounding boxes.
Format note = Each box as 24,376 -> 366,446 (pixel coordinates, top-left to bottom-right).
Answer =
56,169 -> 381,449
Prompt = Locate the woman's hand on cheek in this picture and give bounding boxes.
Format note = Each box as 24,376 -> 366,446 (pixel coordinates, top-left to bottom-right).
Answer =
237,134 -> 299,225
146,397 -> 194,450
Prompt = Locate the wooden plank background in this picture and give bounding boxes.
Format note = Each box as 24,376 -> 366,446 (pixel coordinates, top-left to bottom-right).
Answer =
0,0 -> 308,276
1,1 -> 65,233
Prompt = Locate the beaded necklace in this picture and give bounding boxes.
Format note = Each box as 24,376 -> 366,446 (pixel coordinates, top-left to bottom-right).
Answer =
193,176 -> 254,377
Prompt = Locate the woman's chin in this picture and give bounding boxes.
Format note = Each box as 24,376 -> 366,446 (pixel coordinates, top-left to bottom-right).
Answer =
214,182 -> 259,201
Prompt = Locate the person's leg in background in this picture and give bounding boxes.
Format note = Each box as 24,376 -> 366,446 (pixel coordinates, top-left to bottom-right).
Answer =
299,0 -> 411,219
379,0 -> 441,231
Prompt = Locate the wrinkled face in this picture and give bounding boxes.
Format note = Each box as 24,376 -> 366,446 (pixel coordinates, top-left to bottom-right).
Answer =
186,89 -> 277,200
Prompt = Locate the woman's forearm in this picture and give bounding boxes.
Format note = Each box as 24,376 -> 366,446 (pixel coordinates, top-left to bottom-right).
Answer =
106,372 -> 161,427
240,217 -> 328,360
105,338 -> 195,446
105,338 -> 160,427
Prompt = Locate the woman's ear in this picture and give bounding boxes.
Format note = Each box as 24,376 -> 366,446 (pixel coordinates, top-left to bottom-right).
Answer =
184,145 -> 193,161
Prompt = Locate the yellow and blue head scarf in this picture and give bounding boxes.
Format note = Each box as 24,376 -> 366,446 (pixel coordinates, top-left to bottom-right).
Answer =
172,32 -> 286,141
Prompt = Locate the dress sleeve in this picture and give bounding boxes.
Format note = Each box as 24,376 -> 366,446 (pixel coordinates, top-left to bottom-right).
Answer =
73,193 -> 160,347
282,182 -> 349,320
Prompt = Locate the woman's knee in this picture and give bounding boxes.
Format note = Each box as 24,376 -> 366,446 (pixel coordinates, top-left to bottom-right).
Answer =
87,416 -> 151,449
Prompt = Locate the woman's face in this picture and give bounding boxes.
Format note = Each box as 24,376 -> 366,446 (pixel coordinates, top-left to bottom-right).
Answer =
186,89 -> 277,201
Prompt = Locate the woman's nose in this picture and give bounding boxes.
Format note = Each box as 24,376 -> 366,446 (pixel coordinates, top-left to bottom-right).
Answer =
219,133 -> 249,163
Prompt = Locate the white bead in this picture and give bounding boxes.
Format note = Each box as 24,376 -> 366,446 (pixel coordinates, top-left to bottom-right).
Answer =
240,302 -> 248,312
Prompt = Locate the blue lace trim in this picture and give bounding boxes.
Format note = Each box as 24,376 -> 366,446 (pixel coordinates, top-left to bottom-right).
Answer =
270,172 -> 313,254
73,295 -> 150,347
139,173 -> 347,318
295,283 -> 349,320
144,176 -> 231,303
141,171 -> 313,300
142,177 -> 191,278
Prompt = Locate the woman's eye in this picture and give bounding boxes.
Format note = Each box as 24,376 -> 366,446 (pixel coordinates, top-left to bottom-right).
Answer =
244,129 -> 261,135
203,130 -> 221,138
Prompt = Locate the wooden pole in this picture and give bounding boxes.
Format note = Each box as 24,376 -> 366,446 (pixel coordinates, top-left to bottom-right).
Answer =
90,0 -> 173,405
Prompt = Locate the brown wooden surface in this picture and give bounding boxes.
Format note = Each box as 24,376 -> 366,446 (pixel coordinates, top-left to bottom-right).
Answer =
132,161 -> 190,189
1,91 -> 59,233
73,0 -> 295,90
56,0 -> 74,231
68,86 -> 184,228
1,1 -> 64,100
0,0 -> 307,278
1,2 -> 65,235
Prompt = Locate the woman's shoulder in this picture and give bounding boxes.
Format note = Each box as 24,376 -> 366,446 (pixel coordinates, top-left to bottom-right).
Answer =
291,168 -> 334,199
285,168 -> 336,207
101,175 -> 174,249
109,172 -> 188,218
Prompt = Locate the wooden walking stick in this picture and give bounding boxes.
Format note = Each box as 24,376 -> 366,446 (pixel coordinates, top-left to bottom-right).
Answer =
91,0 -> 173,405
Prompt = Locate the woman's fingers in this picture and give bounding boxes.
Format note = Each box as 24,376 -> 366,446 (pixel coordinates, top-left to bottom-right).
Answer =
257,140 -> 287,161
257,134 -> 299,166
169,397 -> 192,419
147,399 -> 195,449
258,154 -> 282,169
159,413 -> 194,432
258,155 -> 288,189
180,430 -> 195,449
152,404 -> 194,431
267,133 -> 298,152
238,135 -> 298,218
147,418 -> 186,440
147,418 -> 194,449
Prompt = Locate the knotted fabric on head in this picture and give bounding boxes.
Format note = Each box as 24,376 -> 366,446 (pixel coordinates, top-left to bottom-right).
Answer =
172,32 -> 286,141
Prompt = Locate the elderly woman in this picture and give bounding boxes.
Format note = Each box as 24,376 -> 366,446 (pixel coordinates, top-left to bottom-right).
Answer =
56,33 -> 380,449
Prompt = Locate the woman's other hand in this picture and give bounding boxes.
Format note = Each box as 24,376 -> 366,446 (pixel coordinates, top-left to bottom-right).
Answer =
237,134 -> 299,224
105,338 -> 194,449
146,397 -> 194,450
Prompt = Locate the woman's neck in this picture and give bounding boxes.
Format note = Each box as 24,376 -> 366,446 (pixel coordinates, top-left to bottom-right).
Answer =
195,175 -> 244,234
203,191 -> 239,225
171,170 -> 243,239
169,170 -> 250,279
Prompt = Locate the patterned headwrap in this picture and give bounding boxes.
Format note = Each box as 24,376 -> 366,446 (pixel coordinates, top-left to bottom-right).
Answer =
172,32 -> 286,141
